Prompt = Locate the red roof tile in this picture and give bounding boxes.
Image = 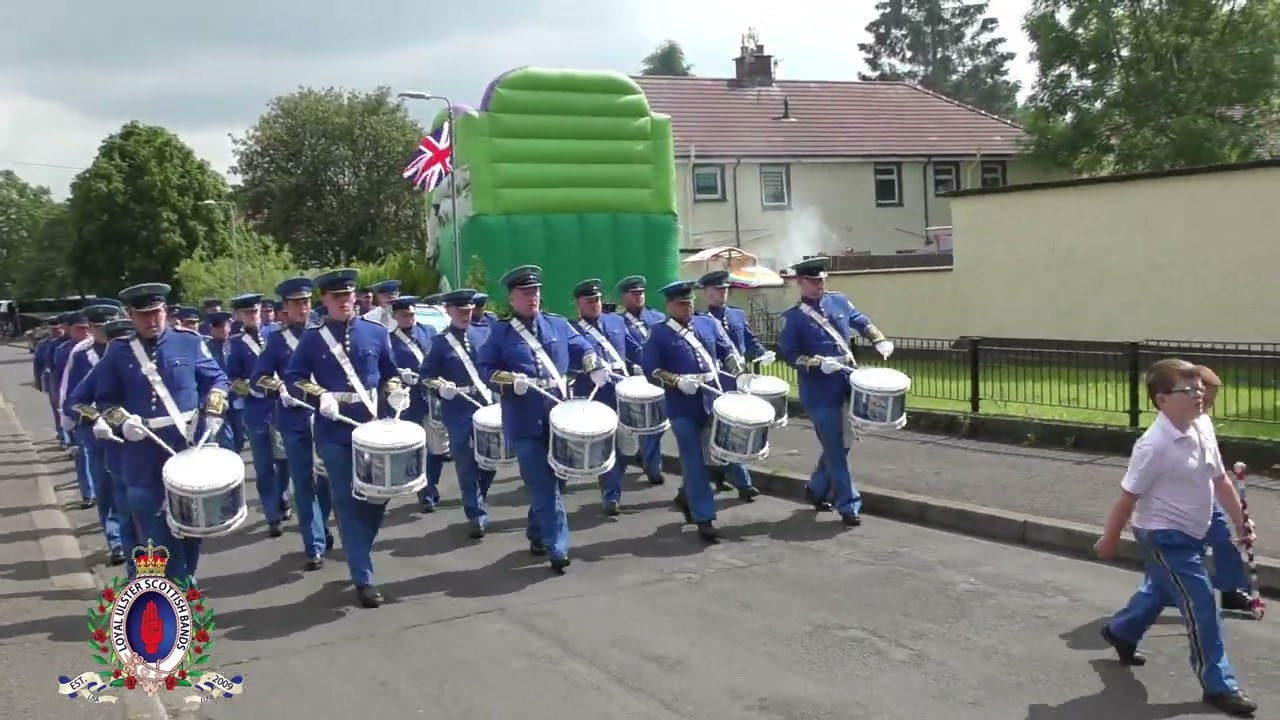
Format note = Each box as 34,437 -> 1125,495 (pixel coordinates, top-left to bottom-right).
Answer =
632,76 -> 1027,158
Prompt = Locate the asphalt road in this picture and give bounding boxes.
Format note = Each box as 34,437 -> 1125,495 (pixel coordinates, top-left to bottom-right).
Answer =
2,341 -> 1278,719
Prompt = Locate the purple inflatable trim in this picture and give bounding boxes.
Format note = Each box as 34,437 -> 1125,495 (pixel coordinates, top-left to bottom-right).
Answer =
480,66 -> 529,110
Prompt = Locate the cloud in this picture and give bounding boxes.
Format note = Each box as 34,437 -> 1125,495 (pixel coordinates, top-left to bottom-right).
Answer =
0,0 -> 1035,198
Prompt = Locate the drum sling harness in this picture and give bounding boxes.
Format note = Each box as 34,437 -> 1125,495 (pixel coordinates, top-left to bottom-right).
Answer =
623,312 -> 650,340
443,332 -> 493,404
393,328 -> 426,366
577,319 -> 627,375
276,327 -> 314,405
57,341 -> 99,420
664,318 -> 721,391
237,331 -> 268,398
707,313 -> 745,368
509,317 -> 566,397
797,303 -> 855,364
129,338 -> 196,442
318,326 -> 378,417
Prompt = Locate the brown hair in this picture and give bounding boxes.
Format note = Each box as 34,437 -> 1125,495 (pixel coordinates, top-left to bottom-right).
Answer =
1195,364 -> 1222,388
1145,358 -> 1201,405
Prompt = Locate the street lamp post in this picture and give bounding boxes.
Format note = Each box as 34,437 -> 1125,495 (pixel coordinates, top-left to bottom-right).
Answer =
397,90 -> 462,289
198,200 -> 241,281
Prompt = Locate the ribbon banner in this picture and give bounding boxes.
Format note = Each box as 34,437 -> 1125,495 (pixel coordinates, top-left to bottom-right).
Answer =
183,672 -> 246,704
56,672 -> 119,703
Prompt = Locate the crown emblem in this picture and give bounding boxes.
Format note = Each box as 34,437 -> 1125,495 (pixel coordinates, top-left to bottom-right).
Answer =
132,540 -> 170,577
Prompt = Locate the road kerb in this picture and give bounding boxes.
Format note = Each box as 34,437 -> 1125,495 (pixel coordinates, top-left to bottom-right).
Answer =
661,452 -> 1280,598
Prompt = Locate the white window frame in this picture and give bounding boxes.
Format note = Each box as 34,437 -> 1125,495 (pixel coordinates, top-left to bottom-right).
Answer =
759,164 -> 791,210
980,160 -> 1008,188
873,163 -> 903,207
691,164 -> 725,202
932,161 -> 960,196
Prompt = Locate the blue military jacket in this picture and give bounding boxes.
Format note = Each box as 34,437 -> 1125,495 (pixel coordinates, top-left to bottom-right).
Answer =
250,323 -> 313,434
778,291 -> 881,409
51,337 -> 80,403
226,327 -> 273,429
569,313 -> 642,404
65,358 -> 123,469
476,312 -> 596,440
642,315 -> 737,420
283,317 -> 400,446
59,340 -> 107,442
35,336 -> 67,391
389,322 -> 436,424
618,307 -> 665,347
421,324 -> 492,427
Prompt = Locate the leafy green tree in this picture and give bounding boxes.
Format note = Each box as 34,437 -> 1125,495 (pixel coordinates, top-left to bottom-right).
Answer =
175,230 -> 299,303
0,171 -> 62,294
1022,0 -> 1280,174
463,254 -> 488,293
231,87 -> 427,267
66,122 -> 230,296
858,0 -> 1021,118
640,40 -> 694,76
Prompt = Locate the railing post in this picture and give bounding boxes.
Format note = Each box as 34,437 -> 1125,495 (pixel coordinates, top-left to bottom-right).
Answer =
968,337 -> 981,413
1127,341 -> 1142,428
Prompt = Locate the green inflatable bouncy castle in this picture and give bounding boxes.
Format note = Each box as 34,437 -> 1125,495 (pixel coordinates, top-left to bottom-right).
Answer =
428,67 -> 680,316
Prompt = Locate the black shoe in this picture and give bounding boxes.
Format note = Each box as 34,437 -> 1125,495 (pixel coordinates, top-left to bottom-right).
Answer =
549,556 -> 571,574
840,512 -> 862,527
1203,690 -> 1257,716
304,555 -> 324,571
647,473 -> 665,486
325,532 -> 335,552
108,549 -> 125,566
696,521 -> 719,543
1099,625 -> 1146,666
804,487 -> 833,512
604,501 -> 621,516
738,486 -> 760,502
1221,590 -> 1253,612
268,523 -> 283,538
420,502 -> 436,514
673,491 -> 693,524
80,498 -> 96,510
355,584 -> 384,608
530,539 -> 547,556
468,525 -> 486,540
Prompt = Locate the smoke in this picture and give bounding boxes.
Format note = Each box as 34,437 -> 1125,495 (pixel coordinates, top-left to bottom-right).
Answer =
748,206 -> 834,269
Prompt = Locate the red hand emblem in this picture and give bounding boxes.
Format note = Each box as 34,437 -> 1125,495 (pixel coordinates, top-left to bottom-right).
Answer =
140,600 -> 163,654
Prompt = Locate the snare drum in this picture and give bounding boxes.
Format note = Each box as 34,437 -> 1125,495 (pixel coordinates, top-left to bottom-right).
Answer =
163,447 -> 248,538
738,373 -> 790,427
426,383 -> 446,425
271,428 -> 287,461
472,404 -> 515,470
614,376 -> 669,436
708,392 -> 774,465
548,400 -> 618,480
849,367 -> 910,430
351,419 -> 428,503
423,418 -> 451,456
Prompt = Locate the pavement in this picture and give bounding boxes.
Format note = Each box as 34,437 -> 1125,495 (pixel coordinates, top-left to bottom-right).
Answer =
3,341 -> 1280,719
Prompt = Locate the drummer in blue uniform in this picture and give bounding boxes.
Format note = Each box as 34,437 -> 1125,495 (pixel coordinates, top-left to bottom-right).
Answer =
175,306 -> 201,331
477,265 -> 608,573
641,280 -> 741,541
203,311 -> 245,452
32,316 -> 64,394
285,268 -> 410,608
226,292 -> 290,537
777,256 -> 894,527
616,276 -> 666,485
197,299 -> 223,336
423,288 -> 496,538
387,294 -> 447,512
570,278 -> 642,515
253,276 -> 336,571
260,298 -> 278,334
60,303 -> 125,560
92,283 -> 230,583
42,314 -> 74,449
52,310 -> 95,505
470,293 -> 500,327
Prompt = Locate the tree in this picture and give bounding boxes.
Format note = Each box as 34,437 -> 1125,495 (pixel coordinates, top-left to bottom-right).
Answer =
174,230 -> 299,304
858,0 -> 1021,118
66,122 -> 230,296
0,171 -> 60,293
463,254 -> 488,293
1022,0 -> 1280,175
231,87 -> 428,267
640,40 -> 694,76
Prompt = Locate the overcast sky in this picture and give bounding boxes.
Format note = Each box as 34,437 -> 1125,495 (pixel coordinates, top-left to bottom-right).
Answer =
0,0 -> 1035,198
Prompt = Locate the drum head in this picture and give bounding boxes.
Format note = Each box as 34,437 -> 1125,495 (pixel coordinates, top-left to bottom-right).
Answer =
742,374 -> 789,394
713,392 -> 775,427
550,400 -> 618,438
163,447 -> 245,492
352,419 -> 427,451
616,376 -> 663,400
851,367 -> 911,394
473,403 -> 503,429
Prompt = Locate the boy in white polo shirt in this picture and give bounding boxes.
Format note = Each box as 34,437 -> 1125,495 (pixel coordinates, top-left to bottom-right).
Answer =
1095,358 -> 1256,717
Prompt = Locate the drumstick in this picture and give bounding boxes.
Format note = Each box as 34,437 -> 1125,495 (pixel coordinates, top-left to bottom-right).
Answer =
287,400 -> 364,429
523,382 -> 563,405
454,391 -> 485,409
136,424 -> 177,457
698,382 -> 724,396
194,427 -> 213,450
1231,462 -> 1266,620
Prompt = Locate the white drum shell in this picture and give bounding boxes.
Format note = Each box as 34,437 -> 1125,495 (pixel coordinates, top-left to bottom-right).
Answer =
548,400 -> 618,479
271,428 -> 287,461
424,418 -> 451,456
709,392 -> 774,465
351,419 -> 428,501
163,447 -> 248,538
614,376 -> 669,435
472,404 -> 515,470
849,367 -> 911,430
738,373 -> 790,428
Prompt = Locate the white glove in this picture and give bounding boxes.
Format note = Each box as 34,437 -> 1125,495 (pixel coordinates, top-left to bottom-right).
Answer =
249,388 -> 266,399
512,374 -> 530,396
874,340 -> 895,360
820,357 -> 845,375
203,415 -> 224,437
59,414 -> 75,432
279,391 -> 303,408
388,388 -> 411,412
399,369 -> 419,385
755,350 -> 776,366
589,367 -> 609,387
437,381 -> 458,400
92,418 -> 115,441
121,415 -> 148,442
318,393 -> 340,420
676,376 -> 699,396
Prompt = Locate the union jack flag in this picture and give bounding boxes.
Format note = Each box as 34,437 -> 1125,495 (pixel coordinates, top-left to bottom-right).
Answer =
402,121 -> 452,192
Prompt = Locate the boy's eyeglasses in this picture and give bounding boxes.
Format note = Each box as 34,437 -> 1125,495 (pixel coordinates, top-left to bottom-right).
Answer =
1167,386 -> 1205,397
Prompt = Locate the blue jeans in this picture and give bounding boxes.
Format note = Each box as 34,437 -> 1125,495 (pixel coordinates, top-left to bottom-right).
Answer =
804,404 -> 861,516
1108,528 -> 1239,695
86,443 -> 121,551
319,442 -> 386,587
670,415 -> 716,523
512,435 -> 569,559
445,419 -> 494,528
282,427 -> 332,558
247,425 -> 286,524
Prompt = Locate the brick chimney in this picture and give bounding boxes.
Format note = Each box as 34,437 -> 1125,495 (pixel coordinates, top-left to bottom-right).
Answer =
733,29 -> 775,88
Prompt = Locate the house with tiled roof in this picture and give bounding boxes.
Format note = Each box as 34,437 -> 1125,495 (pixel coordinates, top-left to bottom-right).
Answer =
633,39 -> 1064,260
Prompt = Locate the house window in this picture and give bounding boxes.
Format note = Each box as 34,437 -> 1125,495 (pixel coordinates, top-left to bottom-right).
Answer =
873,163 -> 902,207
760,164 -> 791,209
932,162 -> 960,196
692,164 -> 725,202
981,160 -> 1007,188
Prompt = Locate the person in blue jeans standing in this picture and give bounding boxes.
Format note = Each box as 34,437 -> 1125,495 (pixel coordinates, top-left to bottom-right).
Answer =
1096,358 -> 1256,717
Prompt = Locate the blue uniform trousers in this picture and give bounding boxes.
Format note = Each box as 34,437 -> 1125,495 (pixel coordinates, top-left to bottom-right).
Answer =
670,415 -> 717,523
282,427 -> 332,558
106,448 -> 137,578
445,419 -> 493,528
72,442 -> 96,502
319,442 -> 386,587
1108,528 -> 1239,695
47,388 -> 69,447
513,435 -> 569,560
417,453 -> 448,507
86,442 -> 121,552
637,433 -> 663,479
217,407 -> 247,453
1149,506 -> 1249,607
123,442 -> 201,582
803,404 -> 862,516
600,434 -> 629,505
246,425 -> 286,524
